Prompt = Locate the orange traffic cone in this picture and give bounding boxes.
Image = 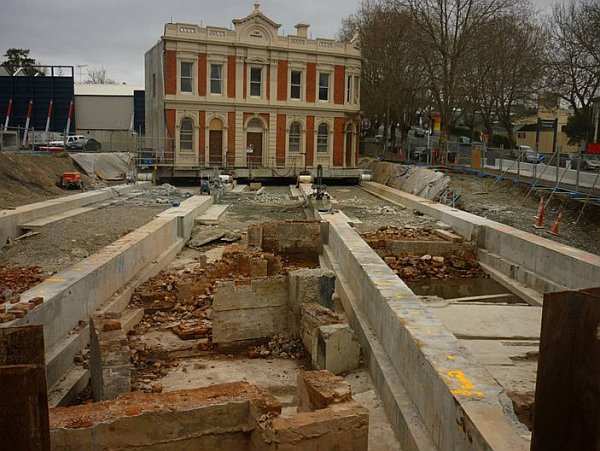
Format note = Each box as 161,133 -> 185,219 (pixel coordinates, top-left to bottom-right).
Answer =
548,210 -> 563,236
533,197 -> 545,229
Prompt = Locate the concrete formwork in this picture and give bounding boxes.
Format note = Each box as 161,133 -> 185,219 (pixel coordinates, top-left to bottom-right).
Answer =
362,181 -> 600,291
0,184 -> 143,249
320,212 -> 528,451
1,195 -> 212,389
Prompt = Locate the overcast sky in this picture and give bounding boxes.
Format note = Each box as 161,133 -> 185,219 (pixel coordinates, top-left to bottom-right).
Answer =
1,0 -> 554,86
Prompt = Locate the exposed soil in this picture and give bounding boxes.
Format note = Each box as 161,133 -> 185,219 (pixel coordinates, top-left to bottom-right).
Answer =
449,172 -> 600,255
0,204 -> 165,274
0,152 -> 94,208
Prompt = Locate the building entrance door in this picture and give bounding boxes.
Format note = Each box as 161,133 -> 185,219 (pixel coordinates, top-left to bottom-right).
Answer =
208,130 -> 223,166
246,132 -> 263,168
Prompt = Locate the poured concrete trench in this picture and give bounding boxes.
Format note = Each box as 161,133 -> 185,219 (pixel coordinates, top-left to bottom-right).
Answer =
4,180 -> 597,450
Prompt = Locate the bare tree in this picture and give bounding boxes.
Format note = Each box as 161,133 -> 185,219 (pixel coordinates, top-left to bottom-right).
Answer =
85,66 -> 116,84
490,14 -> 546,145
391,0 -> 524,138
546,0 -> 600,142
341,1 -> 429,144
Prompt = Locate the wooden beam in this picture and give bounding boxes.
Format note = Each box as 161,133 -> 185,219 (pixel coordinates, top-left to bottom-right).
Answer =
0,325 -> 50,451
531,288 -> 600,451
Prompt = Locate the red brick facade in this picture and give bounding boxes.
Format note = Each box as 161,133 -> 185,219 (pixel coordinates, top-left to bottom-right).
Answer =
164,50 -> 177,95
227,111 -> 236,165
334,65 -> 345,105
276,114 -> 286,166
165,108 -> 176,161
277,61 -> 288,102
198,54 -> 207,97
199,111 -> 206,165
333,117 -> 345,167
306,63 -> 316,103
227,56 -> 236,98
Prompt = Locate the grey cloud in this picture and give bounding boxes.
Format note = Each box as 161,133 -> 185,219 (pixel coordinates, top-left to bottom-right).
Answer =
0,0 -> 556,85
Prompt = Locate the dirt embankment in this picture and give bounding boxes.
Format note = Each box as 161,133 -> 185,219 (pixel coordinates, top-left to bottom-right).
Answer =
0,152 -> 91,208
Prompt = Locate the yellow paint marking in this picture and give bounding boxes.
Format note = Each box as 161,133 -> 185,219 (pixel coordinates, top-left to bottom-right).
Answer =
447,355 -> 456,361
46,277 -> 65,283
447,370 -> 485,399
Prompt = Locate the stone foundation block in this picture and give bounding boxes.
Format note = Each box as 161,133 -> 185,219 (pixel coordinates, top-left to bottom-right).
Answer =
316,324 -> 361,375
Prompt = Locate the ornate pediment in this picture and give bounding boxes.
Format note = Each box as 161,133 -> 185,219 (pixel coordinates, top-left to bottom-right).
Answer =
233,3 -> 281,44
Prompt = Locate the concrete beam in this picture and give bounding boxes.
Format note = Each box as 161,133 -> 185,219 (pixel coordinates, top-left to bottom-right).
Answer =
0,184 -> 143,249
362,182 -> 600,292
1,195 -> 211,389
321,213 -> 528,451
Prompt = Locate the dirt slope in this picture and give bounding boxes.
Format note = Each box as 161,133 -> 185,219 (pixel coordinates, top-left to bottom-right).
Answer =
0,152 -> 91,208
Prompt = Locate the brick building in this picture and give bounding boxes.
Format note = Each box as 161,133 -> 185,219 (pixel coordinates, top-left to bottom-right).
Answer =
145,4 -> 362,180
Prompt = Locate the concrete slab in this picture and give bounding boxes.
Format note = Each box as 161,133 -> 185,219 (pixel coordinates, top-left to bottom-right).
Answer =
460,340 -> 538,367
479,262 -> 544,306
48,367 -> 89,408
159,356 -> 300,401
431,304 -> 541,340
19,205 -> 98,229
0,183 -> 143,249
195,204 -> 229,225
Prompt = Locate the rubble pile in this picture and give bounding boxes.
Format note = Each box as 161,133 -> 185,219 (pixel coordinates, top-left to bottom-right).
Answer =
0,265 -> 45,322
126,184 -> 193,206
383,254 -> 484,281
128,245 -> 307,353
339,197 -> 404,215
362,226 -> 444,242
0,265 -> 44,304
247,334 -> 306,360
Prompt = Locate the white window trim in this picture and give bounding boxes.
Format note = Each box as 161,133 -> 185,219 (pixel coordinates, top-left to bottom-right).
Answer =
346,72 -> 360,105
207,55 -> 228,97
317,71 -> 332,103
288,66 -> 305,102
177,115 -> 197,154
178,59 -> 196,95
316,122 -> 331,155
353,75 -> 360,104
286,118 -> 305,160
249,65 -> 264,99
209,63 -> 224,96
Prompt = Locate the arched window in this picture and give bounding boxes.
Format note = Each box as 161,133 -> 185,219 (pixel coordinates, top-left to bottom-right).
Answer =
289,122 -> 301,153
317,123 -> 329,153
180,118 -> 193,151
247,117 -> 264,130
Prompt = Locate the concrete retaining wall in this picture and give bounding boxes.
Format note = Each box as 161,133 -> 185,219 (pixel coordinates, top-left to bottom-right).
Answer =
321,213 -> 528,451
2,195 -> 211,387
362,181 -> 600,291
0,184 -> 140,248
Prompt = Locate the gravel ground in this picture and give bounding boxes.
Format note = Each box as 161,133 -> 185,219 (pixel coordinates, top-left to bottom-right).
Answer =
0,204 -> 166,274
217,186 -> 307,233
328,186 -> 439,233
449,173 -> 600,255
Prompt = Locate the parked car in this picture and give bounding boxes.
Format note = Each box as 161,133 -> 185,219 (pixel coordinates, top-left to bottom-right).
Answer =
49,135 -> 88,150
570,155 -> 600,171
518,146 -> 544,164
